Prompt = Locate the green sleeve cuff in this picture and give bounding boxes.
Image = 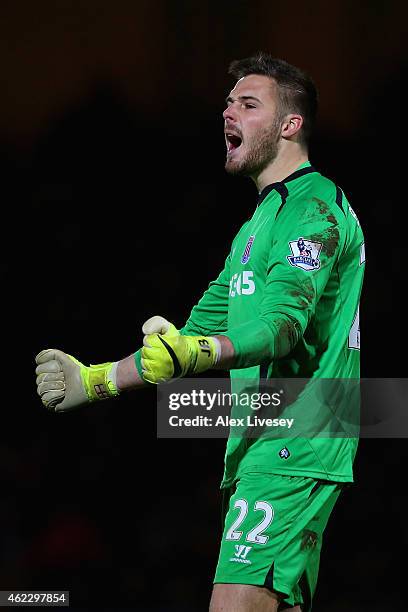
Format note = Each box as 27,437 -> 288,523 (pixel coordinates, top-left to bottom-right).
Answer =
220,315 -> 300,369
220,318 -> 276,369
134,348 -> 143,378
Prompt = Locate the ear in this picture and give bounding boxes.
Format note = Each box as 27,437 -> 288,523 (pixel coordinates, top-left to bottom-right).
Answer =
281,113 -> 303,139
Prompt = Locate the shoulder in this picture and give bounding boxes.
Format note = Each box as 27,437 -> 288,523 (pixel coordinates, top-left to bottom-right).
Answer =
285,170 -> 347,228
276,171 -> 349,257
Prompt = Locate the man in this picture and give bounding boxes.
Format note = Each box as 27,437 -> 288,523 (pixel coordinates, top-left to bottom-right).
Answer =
35,53 -> 365,611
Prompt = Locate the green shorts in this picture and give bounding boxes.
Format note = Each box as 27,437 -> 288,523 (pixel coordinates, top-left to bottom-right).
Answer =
214,472 -> 342,610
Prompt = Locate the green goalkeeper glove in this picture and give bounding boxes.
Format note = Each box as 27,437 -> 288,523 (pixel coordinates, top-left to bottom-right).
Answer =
141,316 -> 219,384
35,349 -> 119,412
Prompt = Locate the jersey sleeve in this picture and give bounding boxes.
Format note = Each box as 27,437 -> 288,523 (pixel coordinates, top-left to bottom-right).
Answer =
180,254 -> 231,336
223,197 -> 347,368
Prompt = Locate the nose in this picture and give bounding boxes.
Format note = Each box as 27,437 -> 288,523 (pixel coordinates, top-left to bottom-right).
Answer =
223,103 -> 237,122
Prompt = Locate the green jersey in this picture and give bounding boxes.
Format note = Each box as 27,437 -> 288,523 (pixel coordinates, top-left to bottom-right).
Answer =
181,162 -> 365,487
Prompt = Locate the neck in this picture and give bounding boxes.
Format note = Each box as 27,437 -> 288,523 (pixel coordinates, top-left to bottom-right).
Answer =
253,146 -> 309,192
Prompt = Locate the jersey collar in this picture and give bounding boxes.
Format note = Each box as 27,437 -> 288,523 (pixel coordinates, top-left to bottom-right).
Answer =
257,162 -> 317,207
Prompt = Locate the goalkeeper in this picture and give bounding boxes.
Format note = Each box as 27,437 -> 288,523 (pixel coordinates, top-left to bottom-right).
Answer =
35,53 -> 365,612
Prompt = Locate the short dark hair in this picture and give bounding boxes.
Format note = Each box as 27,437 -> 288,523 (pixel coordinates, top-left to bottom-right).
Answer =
228,52 -> 318,147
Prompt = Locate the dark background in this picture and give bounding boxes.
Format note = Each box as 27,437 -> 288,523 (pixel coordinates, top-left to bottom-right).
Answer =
1,1 -> 407,610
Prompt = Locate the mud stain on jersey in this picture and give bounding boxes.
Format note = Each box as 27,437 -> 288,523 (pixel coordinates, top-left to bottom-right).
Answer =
289,278 -> 315,308
275,317 -> 302,357
309,197 -> 339,257
301,529 -> 318,550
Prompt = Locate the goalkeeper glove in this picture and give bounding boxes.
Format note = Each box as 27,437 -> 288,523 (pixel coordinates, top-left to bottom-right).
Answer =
141,316 -> 219,384
35,349 -> 119,412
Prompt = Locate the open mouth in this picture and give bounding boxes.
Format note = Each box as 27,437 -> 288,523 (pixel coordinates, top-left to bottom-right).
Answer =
225,133 -> 243,153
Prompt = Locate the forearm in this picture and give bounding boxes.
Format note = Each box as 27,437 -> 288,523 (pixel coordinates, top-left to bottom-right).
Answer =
139,313 -> 298,385
216,314 -> 301,370
116,354 -> 146,391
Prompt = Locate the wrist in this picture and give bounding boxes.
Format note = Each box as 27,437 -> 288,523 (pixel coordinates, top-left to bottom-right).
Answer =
212,335 -> 235,370
187,336 -> 219,374
117,354 -> 146,390
81,361 -> 120,401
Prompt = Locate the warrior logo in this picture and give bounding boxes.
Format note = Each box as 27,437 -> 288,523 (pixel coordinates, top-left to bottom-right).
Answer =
230,545 -> 252,564
287,237 -> 322,271
241,235 -> 255,264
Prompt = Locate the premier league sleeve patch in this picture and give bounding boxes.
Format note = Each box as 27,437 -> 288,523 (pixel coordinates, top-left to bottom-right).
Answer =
287,237 -> 322,271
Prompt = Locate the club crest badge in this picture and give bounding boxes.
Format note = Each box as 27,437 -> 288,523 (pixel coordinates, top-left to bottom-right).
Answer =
279,447 -> 290,459
287,237 -> 322,271
241,235 -> 255,264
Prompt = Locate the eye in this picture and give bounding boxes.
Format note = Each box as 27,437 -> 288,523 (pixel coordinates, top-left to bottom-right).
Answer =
244,103 -> 256,109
